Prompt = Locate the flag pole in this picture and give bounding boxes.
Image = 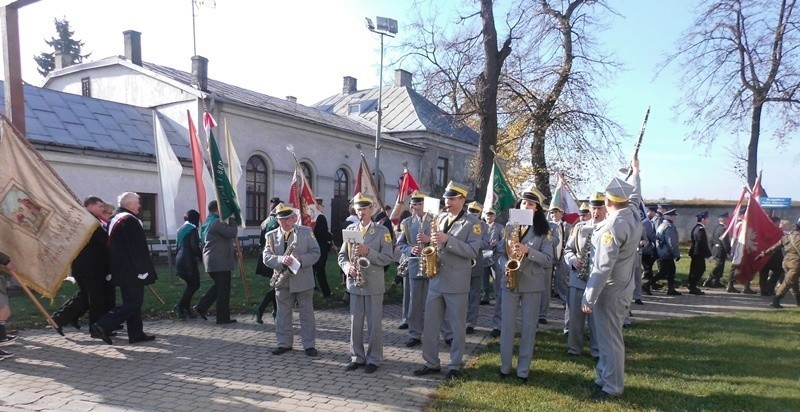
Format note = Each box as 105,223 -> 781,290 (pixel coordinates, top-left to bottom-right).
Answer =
1,264 -> 61,336
153,111 -> 175,282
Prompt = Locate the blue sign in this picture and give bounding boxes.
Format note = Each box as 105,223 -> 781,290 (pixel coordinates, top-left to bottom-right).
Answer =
760,197 -> 792,208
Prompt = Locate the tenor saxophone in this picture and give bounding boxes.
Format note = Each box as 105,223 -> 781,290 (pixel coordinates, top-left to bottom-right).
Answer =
270,238 -> 298,288
421,209 -> 443,278
504,224 -> 522,290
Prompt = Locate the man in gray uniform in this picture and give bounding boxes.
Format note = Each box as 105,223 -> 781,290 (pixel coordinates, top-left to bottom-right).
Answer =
484,209 -> 505,338
413,181 -> 482,380
465,201 -> 490,334
396,191 -> 430,347
582,158 -> 643,400
263,203 -> 321,356
338,193 -> 394,374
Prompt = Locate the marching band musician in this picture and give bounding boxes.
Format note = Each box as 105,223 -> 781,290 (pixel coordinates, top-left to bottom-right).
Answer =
396,191 -> 431,348
483,208 -> 505,338
262,203 -> 321,357
465,201 -> 491,335
413,181 -> 482,380
495,185 -> 554,383
563,192 -> 606,359
337,193 -> 394,374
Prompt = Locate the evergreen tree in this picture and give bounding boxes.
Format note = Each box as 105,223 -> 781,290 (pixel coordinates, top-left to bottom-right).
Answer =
34,18 -> 90,77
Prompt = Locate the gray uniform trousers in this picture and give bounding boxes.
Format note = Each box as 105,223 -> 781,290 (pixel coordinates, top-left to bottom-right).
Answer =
491,260 -> 504,330
539,273 -> 551,320
350,293 -> 383,365
590,293 -> 629,395
402,276 -> 410,323
275,288 -> 315,349
466,269 -> 483,328
500,289 -> 542,378
566,286 -> 598,357
422,288 -> 468,371
407,276 -> 428,340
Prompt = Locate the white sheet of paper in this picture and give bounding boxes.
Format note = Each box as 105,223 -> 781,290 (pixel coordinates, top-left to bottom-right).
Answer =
423,196 -> 440,215
341,229 -> 364,244
508,208 -> 534,226
288,258 -> 301,274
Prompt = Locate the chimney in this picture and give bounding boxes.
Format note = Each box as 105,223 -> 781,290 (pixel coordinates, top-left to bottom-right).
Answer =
192,55 -> 209,92
54,51 -> 72,70
286,96 -> 297,103
395,69 -> 412,88
343,76 -> 357,95
123,30 -> 142,66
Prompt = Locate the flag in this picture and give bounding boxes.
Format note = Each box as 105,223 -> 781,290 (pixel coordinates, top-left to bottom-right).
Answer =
734,185 -> 783,284
288,164 -> 319,229
153,111 -> 183,235
187,111 -> 215,222
720,187 -> 747,242
549,171 -> 581,224
224,118 -> 244,228
389,166 -> 420,225
482,161 -> 516,217
205,112 -> 242,225
353,153 -> 387,213
0,117 -> 99,298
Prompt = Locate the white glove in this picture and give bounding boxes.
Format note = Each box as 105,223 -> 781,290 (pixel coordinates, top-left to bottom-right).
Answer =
105,274 -> 112,281
137,272 -> 149,280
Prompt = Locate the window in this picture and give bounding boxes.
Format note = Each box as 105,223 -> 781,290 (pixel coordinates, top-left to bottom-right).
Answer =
436,157 -> 449,188
81,77 -> 91,97
138,193 -> 157,238
348,103 -> 361,115
300,162 -> 313,190
246,156 -> 269,225
334,168 -> 349,198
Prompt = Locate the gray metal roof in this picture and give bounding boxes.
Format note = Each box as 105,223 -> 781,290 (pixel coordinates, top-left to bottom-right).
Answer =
0,81 -> 189,161
314,86 -> 479,146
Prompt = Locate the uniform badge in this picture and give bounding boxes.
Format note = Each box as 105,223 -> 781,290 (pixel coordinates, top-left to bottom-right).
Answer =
602,232 -> 613,245
473,224 -> 482,235
384,233 -> 392,242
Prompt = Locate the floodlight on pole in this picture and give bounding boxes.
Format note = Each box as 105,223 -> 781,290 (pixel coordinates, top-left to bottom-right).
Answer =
366,16 -> 397,197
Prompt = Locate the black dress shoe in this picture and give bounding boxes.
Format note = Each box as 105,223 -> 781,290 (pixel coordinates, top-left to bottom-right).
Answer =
445,369 -> 461,380
517,376 -> 528,384
129,334 -> 156,344
499,372 -> 510,379
743,288 -> 757,295
54,325 -> 64,336
465,326 -> 475,334
444,338 -> 453,346
193,306 -> 208,320
413,366 -> 441,376
634,299 -> 644,305
538,318 -> 548,325
364,363 -> 378,373
345,362 -> 364,371
688,288 -> 705,295
479,300 -> 490,305
405,338 -> 421,347
256,314 -> 264,324
272,347 -> 291,355
70,319 -> 81,330
217,319 -> 237,325
592,390 -> 620,401
90,324 -> 112,345
173,304 -> 187,320
398,323 -> 409,330
304,347 -> 318,357
666,289 -> 682,296
490,329 -> 501,338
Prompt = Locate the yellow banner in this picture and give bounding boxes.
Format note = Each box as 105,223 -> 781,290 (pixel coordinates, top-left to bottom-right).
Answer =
0,117 -> 98,298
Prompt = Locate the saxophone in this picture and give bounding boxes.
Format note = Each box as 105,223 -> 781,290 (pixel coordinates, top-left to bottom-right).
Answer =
577,225 -> 593,281
348,238 -> 370,287
270,237 -> 298,288
421,210 -> 443,278
504,224 -> 523,290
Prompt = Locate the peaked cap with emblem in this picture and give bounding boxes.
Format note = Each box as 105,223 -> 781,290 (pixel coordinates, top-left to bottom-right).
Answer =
549,205 -> 563,212
605,177 -> 634,203
589,192 -> 606,207
443,181 -> 469,198
485,207 -> 496,215
274,203 -> 295,219
663,209 -> 678,216
579,202 -> 590,213
409,191 -> 425,204
352,192 -> 373,208
696,211 -> 709,220
718,212 -> 730,218
467,201 -> 483,213
521,184 -> 544,204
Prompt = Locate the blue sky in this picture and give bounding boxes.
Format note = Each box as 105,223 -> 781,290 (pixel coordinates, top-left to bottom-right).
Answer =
2,0 -> 798,201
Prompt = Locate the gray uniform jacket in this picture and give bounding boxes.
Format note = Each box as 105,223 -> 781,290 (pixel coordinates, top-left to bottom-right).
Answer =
487,222 -> 505,257
471,221 -> 491,277
428,211 -> 482,294
338,221 -> 395,295
397,214 -> 432,278
656,220 -> 680,260
202,217 -> 239,272
496,225 -> 555,293
583,174 -> 643,307
564,220 -> 596,289
263,225 -> 321,293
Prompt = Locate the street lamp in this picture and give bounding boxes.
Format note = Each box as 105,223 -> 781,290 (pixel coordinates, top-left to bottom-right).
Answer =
365,16 -> 398,195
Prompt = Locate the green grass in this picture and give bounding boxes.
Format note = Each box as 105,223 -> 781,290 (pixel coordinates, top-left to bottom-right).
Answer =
5,252 -> 401,329
430,310 -> 800,411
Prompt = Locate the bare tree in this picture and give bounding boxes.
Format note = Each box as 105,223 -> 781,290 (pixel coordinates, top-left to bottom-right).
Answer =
666,0 -> 800,187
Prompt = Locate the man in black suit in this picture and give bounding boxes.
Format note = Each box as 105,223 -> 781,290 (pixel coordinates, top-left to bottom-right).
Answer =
91,192 -> 157,344
687,211 -> 712,295
312,198 -> 333,298
704,213 -> 730,288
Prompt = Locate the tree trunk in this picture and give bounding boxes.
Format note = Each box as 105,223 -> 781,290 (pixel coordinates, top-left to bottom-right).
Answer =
747,97 -> 764,188
531,129 -> 550,201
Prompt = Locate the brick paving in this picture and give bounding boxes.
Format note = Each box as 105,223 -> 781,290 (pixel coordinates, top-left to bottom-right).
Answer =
0,288 -> 774,411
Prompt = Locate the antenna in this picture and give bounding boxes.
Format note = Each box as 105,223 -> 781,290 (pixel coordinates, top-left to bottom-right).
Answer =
191,0 -> 216,56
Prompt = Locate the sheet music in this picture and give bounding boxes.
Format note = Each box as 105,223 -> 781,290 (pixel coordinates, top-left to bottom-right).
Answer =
508,208 -> 534,226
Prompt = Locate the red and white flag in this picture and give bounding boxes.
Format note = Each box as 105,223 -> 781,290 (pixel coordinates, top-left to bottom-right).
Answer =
288,164 -> 319,229
389,166 -> 420,225
186,111 -> 216,221
548,172 -> 581,224
732,175 -> 784,284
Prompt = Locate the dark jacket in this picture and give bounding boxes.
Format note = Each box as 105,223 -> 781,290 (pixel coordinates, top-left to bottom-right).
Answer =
689,223 -> 712,259
72,225 -> 110,280
175,223 -> 202,279
108,208 -> 157,287
313,214 -> 333,253
710,223 -> 730,259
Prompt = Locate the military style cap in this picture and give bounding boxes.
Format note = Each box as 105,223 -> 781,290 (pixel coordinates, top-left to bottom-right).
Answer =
663,209 -> 678,216
696,211 -> 709,220
409,191 -> 425,204
274,203 -> 295,219
520,184 -> 544,204
579,202 -> 590,213
352,192 -> 374,208
657,203 -> 668,209
589,192 -> 606,207
467,201 -> 483,213
647,205 -> 658,212
549,205 -> 563,212
605,177 -> 634,203
718,212 -> 730,218
485,207 -> 496,215
443,181 -> 469,198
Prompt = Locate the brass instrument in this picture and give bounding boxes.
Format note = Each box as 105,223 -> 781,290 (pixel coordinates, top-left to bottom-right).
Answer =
270,237 -> 298,288
421,210 -> 443,278
505,224 -> 523,290
577,225 -> 593,281
348,238 -> 369,287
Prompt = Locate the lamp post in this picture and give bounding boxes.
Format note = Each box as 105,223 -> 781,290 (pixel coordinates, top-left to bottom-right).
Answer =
365,16 -> 398,194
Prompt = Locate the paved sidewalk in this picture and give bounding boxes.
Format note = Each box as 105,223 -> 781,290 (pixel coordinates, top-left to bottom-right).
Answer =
0,288 -> 775,411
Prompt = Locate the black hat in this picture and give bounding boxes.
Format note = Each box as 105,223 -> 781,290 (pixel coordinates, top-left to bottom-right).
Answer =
718,212 -> 729,218
663,209 -> 678,216
696,211 -> 709,220
647,206 -> 658,212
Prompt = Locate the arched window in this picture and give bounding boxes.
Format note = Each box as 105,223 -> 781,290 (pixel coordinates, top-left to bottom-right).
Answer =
300,162 -> 313,189
334,168 -> 349,198
246,156 -> 268,225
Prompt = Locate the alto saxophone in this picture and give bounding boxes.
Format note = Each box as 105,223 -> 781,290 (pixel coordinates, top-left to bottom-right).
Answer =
348,238 -> 370,287
505,224 -> 523,290
270,238 -> 298,288
421,210 -> 443,278
577,226 -> 593,281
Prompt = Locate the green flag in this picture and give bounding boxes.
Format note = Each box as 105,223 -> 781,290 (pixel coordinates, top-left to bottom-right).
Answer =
483,162 -> 516,215
208,128 -> 242,225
